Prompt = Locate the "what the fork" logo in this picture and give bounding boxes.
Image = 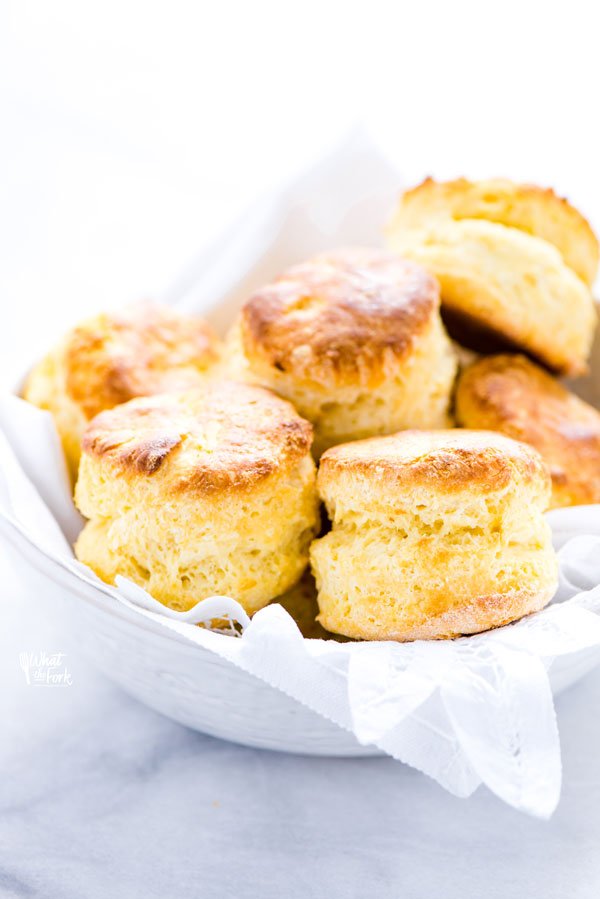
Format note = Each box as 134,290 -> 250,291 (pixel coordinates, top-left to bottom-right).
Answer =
19,651 -> 73,687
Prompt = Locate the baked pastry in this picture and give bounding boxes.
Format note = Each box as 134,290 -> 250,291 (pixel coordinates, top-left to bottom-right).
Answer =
310,430 -> 557,641
23,302 -> 222,479
456,354 -> 600,508
386,178 -> 598,376
229,248 -> 457,457
388,178 -> 599,285
75,381 -> 319,615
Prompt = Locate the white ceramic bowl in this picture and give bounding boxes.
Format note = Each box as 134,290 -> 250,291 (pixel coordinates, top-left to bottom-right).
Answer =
1,515 -> 380,755
4,497 -> 600,760
3,137 -> 600,763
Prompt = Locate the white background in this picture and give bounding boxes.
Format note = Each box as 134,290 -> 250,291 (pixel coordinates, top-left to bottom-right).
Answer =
2,0 -> 600,378
2,1 -> 600,896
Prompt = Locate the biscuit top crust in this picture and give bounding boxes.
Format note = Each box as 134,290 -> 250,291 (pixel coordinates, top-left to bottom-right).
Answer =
387,177 -> 599,285
81,380 -> 313,494
318,429 -> 550,497
63,302 -> 221,420
239,248 -> 439,386
456,354 -> 600,472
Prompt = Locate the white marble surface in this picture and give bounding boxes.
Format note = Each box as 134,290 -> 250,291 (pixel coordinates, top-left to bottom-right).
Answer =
3,3 -> 600,894
2,553 -> 600,898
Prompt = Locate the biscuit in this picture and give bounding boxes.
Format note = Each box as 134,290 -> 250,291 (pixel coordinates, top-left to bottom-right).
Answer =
456,354 -> 600,508
310,430 -> 557,641
388,177 -> 599,285
386,179 -> 597,376
75,381 -> 319,615
230,248 -> 457,456
24,302 -> 222,479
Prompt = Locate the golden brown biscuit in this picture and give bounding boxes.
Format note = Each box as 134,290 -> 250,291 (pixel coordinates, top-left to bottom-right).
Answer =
75,381 -> 319,615
310,430 -> 557,641
230,248 -> 457,457
386,179 -> 597,376
456,354 -> 600,508
23,302 -> 222,479
388,177 -> 599,286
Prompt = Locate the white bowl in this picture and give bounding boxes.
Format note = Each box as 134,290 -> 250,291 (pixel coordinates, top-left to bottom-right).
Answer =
4,479 -> 600,762
1,515 -> 379,755
3,135 -> 600,779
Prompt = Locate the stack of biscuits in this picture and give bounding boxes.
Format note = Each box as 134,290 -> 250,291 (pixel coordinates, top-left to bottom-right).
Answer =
24,178 -> 600,642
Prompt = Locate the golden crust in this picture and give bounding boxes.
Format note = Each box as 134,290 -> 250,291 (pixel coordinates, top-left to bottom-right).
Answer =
231,248 -> 457,456
318,428 -> 550,498
75,382 -> 319,615
316,588 -> 554,643
311,429 -> 556,641
456,354 -> 600,508
387,218 -> 595,376
386,177 -> 598,376
387,177 -> 599,285
23,302 -> 222,479
80,380 -> 314,496
240,247 -> 439,386
61,302 -> 220,420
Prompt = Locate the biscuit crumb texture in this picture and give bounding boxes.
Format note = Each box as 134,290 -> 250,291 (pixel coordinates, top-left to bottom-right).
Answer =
24,302 -> 222,479
231,248 -> 457,456
456,354 -> 600,508
75,383 -> 319,615
311,430 -> 557,641
386,178 -> 597,376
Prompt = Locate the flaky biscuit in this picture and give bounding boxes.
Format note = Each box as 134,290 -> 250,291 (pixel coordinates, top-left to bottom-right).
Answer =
75,381 -> 319,615
230,248 -> 457,456
24,302 -> 222,479
310,430 -> 557,641
386,179 -> 597,376
456,354 -> 600,508
387,177 -> 599,285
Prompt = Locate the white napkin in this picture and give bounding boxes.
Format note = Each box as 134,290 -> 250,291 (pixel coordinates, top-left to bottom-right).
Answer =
3,132 -> 600,818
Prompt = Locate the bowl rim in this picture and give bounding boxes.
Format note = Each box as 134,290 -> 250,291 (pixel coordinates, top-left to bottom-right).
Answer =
0,507 -> 219,651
